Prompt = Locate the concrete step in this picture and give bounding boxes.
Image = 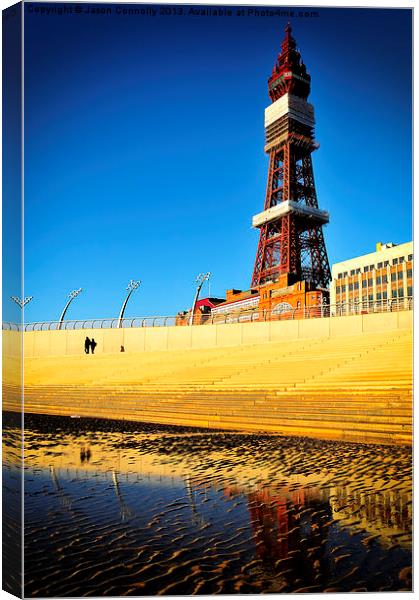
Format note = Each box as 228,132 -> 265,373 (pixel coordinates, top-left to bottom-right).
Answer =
16,386 -> 416,408
18,401 -> 412,430
21,384 -> 413,399
18,393 -> 413,416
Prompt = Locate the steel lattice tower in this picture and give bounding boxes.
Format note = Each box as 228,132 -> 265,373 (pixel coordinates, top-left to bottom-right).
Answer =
251,25 -> 331,289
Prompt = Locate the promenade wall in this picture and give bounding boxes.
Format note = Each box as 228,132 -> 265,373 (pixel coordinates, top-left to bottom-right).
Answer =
8,310 -> 413,359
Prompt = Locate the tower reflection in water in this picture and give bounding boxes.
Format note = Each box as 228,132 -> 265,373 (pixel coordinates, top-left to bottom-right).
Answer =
224,484 -> 333,589
223,478 -> 411,592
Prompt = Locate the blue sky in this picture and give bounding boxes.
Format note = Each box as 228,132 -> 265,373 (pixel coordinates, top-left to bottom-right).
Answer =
3,1 -> 22,324
17,4 -> 412,322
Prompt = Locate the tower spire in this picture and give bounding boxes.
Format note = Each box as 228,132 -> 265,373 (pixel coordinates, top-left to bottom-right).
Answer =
269,24 -> 311,101
282,22 -> 295,49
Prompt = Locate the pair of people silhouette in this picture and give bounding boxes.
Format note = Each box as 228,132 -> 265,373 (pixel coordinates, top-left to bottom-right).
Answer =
84,337 -> 97,354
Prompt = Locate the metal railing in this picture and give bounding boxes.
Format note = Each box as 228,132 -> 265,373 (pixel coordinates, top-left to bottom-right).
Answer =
3,296 -> 412,332
22,316 -> 178,331
2,322 -> 23,331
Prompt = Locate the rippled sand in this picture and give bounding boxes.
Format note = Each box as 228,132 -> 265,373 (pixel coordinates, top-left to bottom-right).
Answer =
3,413 -> 412,596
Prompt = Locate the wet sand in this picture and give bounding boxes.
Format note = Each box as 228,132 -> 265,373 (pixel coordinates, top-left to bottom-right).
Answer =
4,413 -> 412,596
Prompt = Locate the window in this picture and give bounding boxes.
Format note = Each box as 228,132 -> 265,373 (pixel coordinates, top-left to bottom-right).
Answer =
377,262 -> 383,269
407,287 -> 413,297
343,272 -> 348,277
364,266 -> 369,273
368,294 -> 374,301
354,282 -> 359,290
382,274 -> 388,284
392,289 -> 397,298
348,283 -> 353,291
356,268 -> 361,274
338,273 -> 342,279
368,278 -> 373,287
362,295 -> 367,302
350,269 -> 355,276
362,280 -> 367,288
370,265 -> 375,270
399,257 -> 404,263
376,276 -> 381,285
393,258 -> 398,265
336,286 -> 340,294
391,272 -> 397,282
384,261 -> 389,267
383,291 -> 388,300
407,268 -> 412,279
408,254 -> 413,261
398,288 -> 404,298
397,271 -> 403,280
341,284 -> 346,292
377,292 -> 382,301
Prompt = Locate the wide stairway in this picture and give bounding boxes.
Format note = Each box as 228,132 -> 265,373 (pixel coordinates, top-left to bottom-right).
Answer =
5,328 -> 412,445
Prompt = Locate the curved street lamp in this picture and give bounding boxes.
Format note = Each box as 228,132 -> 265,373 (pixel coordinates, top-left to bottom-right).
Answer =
57,288 -> 82,330
118,280 -> 141,328
189,272 -> 211,326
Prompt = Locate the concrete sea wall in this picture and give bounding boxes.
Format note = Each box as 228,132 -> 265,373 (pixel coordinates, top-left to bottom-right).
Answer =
17,310 -> 413,358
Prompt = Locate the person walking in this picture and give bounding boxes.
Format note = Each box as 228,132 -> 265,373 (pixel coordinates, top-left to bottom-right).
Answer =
91,338 -> 97,354
84,337 -> 91,354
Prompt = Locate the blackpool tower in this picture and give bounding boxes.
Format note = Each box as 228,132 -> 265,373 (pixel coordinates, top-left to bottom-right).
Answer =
251,24 -> 331,291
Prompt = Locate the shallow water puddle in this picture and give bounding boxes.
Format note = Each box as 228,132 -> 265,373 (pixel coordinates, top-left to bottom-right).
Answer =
3,413 -> 412,596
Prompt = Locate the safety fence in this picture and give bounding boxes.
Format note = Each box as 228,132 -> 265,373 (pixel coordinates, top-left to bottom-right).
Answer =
3,296 -> 413,332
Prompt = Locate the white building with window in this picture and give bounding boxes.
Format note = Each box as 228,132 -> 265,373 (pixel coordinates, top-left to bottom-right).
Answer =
330,241 -> 413,309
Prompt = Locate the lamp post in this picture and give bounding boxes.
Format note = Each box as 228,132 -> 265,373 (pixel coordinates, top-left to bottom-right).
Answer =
189,272 -> 211,326
118,280 -> 141,328
11,296 -> 33,308
57,288 -> 82,330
